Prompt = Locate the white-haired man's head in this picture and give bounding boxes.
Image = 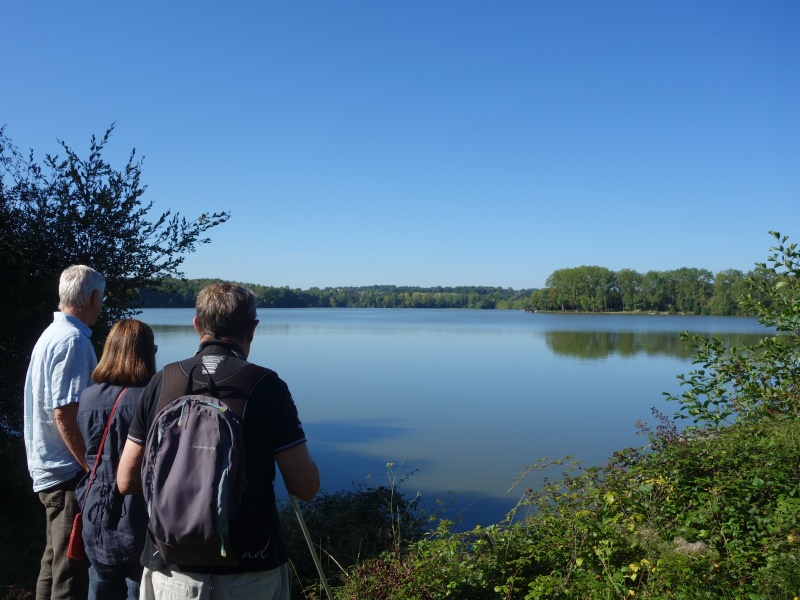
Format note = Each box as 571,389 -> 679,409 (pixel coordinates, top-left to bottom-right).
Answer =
58,265 -> 106,325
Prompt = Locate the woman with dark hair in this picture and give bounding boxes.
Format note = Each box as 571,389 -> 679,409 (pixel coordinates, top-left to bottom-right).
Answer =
76,319 -> 156,599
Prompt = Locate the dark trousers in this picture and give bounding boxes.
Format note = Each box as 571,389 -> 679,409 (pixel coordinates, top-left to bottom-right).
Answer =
88,561 -> 142,600
36,473 -> 88,600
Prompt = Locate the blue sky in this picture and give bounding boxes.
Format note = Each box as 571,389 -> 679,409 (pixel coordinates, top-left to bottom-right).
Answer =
3,1 -> 798,289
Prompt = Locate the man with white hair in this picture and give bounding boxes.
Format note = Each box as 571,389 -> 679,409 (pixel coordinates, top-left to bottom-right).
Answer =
24,264 -> 106,600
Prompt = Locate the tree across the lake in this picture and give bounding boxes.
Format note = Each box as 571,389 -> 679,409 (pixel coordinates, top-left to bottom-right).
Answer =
531,265 -> 762,314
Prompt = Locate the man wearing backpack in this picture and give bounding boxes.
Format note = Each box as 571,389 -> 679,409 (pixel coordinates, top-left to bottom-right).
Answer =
117,282 -> 319,599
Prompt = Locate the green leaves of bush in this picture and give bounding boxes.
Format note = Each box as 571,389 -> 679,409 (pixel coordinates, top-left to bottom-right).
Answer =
667,231 -> 800,428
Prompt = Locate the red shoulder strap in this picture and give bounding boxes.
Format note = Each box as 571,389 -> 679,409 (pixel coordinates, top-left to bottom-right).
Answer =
80,386 -> 129,509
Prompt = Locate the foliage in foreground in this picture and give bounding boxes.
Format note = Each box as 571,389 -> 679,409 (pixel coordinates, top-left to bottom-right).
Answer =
667,232 -> 800,429
289,233 -> 800,599
280,469 -> 432,598
327,417 -> 799,599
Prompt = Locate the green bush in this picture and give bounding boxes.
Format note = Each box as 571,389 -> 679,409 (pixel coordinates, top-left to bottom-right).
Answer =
667,231 -> 800,428
331,418 -> 799,599
281,471 -> 430,599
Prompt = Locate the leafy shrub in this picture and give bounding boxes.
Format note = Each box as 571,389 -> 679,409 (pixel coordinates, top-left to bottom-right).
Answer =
667,231 -> 800,427
332,418 -> 800,599
280,472 -> 429,598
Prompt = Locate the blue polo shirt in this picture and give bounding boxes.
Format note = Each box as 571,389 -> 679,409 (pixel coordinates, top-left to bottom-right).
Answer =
24,312 -> 97,491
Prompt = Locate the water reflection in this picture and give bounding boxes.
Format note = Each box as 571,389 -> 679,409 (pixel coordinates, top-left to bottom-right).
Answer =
546,330 -> 766,360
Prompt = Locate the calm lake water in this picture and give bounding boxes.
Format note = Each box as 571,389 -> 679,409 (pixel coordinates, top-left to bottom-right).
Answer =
138,308 -> 767,529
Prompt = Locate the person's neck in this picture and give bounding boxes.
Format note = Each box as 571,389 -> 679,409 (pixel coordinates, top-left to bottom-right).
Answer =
61,307 -> 91,326
198,335 -> 248,358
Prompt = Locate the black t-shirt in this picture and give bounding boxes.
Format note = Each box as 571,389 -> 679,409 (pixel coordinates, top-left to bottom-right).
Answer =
127,340 -> 307,573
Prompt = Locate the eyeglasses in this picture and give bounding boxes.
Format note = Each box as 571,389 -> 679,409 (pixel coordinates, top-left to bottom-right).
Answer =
154,345 -> 158,354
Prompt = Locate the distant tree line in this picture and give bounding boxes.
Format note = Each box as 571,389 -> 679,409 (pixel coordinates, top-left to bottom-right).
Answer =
530,266 -> 764,315
137,265 -> 766,315
137,279 -> 537,309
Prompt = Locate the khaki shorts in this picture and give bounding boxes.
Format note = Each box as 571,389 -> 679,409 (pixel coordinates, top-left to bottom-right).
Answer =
139,564 -> 289,600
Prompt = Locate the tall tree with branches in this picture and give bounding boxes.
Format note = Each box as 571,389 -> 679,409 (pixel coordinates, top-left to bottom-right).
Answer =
0,124 -> 229,434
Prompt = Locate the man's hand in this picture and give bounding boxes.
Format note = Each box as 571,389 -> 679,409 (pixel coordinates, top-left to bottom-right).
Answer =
54,404 -> 88,472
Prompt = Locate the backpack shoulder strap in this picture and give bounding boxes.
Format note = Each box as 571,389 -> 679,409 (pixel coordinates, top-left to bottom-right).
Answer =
156,362 -> 189,413
221,363 -> 272,418
157,360 -> 270,417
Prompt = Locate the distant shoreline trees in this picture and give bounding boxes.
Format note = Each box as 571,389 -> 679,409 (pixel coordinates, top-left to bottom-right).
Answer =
529,265 -> 760,315
138,265 -> 762,315
138,280 -> 537,310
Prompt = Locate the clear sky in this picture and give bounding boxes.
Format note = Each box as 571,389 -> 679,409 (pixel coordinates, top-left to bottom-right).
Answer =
3,1 -> 798,290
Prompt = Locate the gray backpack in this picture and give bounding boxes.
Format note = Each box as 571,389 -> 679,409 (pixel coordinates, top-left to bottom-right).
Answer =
141,361 -> 261,566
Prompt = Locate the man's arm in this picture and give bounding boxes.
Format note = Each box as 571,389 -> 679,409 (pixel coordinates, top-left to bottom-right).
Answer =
275,443 -> 320,502
54,404 -> 88,472
117,439 -> 145,495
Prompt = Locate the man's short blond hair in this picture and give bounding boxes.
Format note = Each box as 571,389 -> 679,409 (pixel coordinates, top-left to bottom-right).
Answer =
195,282 -> 257,338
